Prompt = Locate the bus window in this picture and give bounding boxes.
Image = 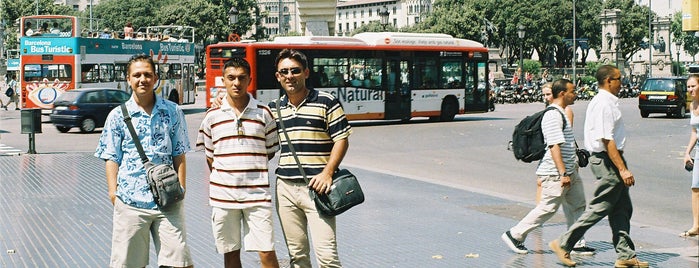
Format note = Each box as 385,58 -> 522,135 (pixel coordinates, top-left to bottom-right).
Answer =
100,64 -> 114,82
441,60 -> 463,88
23,64 -> 71,81
23,65 -> 42,81
415,58 -> 438,89
114,64 -> 127,81
171,64 -> 182,79
81,64 -> 99,83
313,58 -> 348,87
349,58 -> 381,88
160,64 -> 170,79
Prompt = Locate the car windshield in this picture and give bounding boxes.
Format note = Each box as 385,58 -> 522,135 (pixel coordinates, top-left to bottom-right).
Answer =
55,91 -> 82,103
642,80 -> 674,92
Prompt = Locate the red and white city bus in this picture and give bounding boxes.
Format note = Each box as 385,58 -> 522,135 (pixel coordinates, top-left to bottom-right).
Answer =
18,15 -> 197,110
205,32 -> 490,121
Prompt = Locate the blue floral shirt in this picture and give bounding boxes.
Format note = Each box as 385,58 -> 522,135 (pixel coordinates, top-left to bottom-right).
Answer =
94,96 -> 190,209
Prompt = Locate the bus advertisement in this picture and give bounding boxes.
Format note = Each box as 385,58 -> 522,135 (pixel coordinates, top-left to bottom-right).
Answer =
18,15 -> 197,110
205,32 -> 490,122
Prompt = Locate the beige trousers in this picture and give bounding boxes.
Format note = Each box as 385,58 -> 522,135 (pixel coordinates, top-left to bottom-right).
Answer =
276,179 -> 341,268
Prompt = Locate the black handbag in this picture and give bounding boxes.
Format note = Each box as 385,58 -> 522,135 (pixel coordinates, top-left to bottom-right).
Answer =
575,141 -> 590,168
276,99 -> 364,216
576,148 -> 590,168
121,104 -> 184,209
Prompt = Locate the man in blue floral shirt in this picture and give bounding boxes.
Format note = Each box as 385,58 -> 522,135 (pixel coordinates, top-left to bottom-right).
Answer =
95,54 -> 193,268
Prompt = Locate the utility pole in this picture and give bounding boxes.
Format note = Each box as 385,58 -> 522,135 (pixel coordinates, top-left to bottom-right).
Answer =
0,11 -> 6,78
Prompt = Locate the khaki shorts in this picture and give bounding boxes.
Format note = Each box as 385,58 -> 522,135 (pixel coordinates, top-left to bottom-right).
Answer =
110,198 -> 193,267
211,206 -> 276,253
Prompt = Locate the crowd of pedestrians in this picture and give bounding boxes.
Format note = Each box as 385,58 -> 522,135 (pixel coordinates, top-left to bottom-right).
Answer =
87,46 -> 696,267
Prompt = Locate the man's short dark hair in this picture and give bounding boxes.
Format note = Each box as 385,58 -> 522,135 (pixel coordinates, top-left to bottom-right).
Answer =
551,79 -> 572,98
595,65 -> 618,85
126,54 -> 156,75
223,57 -> 251,75
275,49 -> 308,70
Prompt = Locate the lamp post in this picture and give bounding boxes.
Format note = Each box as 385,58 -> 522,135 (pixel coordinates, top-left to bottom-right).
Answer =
614,34 -> 620,69
517,24 -> 525,86
676,41 -> 682,76
228,6 -> 239,40
379,6 -> 390,30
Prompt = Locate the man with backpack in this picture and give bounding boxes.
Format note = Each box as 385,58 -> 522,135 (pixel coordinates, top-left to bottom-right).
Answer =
3,75 -> 19,110
502,79 -> 594,256
549,66 -> 648,267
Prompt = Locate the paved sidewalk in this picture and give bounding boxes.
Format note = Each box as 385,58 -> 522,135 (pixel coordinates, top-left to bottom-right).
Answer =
0,152 -> 697,267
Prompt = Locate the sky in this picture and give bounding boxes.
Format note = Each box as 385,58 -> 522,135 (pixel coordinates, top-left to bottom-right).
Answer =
635,0 -> 683,17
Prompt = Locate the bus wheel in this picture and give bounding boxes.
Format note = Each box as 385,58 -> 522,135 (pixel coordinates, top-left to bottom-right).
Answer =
80,118 -> 96,133
439,98 -> 458,122
56,126 -> 71,133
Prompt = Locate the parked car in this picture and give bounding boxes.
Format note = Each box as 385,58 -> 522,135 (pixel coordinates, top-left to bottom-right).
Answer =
638,77 -> 689,118
50,88 -> 130,133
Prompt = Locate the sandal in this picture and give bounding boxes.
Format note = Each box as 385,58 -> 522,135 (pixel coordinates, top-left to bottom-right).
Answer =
679,229 -> 699,237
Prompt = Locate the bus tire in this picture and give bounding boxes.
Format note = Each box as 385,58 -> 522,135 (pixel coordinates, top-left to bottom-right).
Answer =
439,97 -> 458,122
80,118 -> 96,133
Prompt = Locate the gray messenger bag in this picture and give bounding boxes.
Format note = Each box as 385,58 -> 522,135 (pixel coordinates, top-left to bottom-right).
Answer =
121,104 -> 184,209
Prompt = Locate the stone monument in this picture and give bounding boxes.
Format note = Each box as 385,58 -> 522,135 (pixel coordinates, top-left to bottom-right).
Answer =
599,9 -> 622,69
651,17 -> 672,77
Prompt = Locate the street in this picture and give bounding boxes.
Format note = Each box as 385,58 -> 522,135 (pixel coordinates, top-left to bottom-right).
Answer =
0,94 -> 695,234
1,93 -> 698,267
0,94 -> 691,230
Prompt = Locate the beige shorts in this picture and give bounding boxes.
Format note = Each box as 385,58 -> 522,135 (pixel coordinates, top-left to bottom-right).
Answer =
211,206 -> 276,253
110,198 -> 193,267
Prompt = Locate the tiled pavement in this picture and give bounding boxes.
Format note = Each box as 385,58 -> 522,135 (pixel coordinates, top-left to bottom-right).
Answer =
0,152 -> 697,267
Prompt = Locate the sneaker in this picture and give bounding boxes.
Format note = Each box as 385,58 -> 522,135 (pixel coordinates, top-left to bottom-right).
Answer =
501,231 -> 528,254
571,246 -> 596,256
549,239 -> 577,267
614,257 -> 649,268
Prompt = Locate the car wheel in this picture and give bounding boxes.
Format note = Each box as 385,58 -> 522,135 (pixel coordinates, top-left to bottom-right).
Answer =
676,105 -> 687,118
641,110 -> 649,118
80,118 -> 96,133
56,126 -> 71,133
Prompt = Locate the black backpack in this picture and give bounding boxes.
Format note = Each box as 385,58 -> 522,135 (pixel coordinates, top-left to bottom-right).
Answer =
4,87 -> 13,97
510,106 -> 565,163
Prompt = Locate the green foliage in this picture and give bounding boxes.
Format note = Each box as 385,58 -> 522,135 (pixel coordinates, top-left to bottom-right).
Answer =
522,59 -> 541,76
584,61 -> 603,77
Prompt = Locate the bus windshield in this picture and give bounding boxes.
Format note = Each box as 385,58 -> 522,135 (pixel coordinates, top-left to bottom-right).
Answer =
22,17 -> 74,37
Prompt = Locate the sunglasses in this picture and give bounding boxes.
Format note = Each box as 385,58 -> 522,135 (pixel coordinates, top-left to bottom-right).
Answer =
278,67 -> 303,75
236,119 -> 244,136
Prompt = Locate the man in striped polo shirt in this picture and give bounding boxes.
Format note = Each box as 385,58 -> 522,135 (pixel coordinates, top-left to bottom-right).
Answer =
502,79 -> 591,256
196,57 -> 281,268
270,49 -> 352,268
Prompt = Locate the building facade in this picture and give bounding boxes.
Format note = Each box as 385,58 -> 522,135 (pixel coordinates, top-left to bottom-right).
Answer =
335,0 -> 432,36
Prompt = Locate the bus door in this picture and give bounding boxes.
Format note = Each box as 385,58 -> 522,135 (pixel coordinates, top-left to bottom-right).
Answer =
384,58 -> 410,120
463,61 -> 488,112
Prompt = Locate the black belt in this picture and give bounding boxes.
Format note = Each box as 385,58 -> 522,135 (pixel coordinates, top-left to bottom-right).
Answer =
592,150 -> 623,156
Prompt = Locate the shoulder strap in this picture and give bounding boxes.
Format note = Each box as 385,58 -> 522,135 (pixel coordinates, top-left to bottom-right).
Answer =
120,104 -> 149,165
275,99 -> 309,183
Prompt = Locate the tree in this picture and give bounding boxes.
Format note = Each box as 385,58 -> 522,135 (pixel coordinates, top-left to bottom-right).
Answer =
156,0 -> 227,43
89,0 -> 166,34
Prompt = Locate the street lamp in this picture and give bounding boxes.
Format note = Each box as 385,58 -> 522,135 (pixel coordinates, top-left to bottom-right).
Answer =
675,41 -> 682,76
517,24 -> 525,86
379,6 -> 390,30
228,7 -> 239,24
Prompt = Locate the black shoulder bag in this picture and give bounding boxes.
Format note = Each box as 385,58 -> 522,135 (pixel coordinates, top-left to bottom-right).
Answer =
121,104 -> 184,209
275,99 -> 364,216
